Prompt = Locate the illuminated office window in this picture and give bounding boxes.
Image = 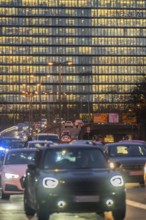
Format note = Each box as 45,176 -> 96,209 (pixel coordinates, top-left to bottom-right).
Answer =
0,0 -> 146,120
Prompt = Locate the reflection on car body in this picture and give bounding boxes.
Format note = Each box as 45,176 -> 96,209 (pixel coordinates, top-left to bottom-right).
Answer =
23,144 -> 126,220
104,142 -> 146,186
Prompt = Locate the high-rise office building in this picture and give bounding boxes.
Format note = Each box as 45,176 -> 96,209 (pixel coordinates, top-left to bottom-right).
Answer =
0,0 -> 146,124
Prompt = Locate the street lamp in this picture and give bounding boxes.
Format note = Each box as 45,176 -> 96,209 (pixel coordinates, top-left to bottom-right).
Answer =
63,93 -> 69,120
21,90 -> 38,133
36,74 -> 50,129
48,61 -> 72,138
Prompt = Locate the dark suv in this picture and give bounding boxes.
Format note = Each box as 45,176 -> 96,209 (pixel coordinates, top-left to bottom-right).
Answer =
23,144 -> 126,220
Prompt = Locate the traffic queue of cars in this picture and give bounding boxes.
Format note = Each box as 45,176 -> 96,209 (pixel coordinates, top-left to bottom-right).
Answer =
1,132 -> 146,220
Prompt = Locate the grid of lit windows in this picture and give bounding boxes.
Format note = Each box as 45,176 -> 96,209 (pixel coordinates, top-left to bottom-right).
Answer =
0,0 -> 146,122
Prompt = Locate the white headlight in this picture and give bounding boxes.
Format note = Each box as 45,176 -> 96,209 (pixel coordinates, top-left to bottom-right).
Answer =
110,175 -> 124,187
43,177 -> 59,188
5,173 -> 19,179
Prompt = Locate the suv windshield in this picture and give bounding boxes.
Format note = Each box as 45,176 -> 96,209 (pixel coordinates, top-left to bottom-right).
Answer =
43,148 -> 108,169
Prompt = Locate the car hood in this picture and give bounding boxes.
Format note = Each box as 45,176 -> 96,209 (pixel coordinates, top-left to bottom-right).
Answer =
1,164 -> 27,176
110,157 -> 146,165
40,168 -> 122,187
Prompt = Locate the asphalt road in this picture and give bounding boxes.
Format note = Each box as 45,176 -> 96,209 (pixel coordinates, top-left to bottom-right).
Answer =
0,184 -> 146,220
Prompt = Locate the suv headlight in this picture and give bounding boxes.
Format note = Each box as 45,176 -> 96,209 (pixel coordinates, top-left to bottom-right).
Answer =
43,177 -> 59,188
110,175 -> 124,187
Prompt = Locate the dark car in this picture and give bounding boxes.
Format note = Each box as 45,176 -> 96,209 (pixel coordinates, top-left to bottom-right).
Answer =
104,142 -> 146,186
23,144 -> 126,220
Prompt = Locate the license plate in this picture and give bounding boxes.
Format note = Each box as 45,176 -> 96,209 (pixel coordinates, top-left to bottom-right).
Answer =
129,171 -> 144,176
74,195 -> 99,202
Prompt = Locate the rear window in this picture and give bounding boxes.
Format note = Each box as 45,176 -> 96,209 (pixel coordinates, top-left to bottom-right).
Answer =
109,145 -> 146,157
29,143 -> 48,148
37,135 -> 59,141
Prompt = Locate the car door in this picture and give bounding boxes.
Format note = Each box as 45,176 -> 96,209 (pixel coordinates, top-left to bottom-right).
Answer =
25,150 -> 42,204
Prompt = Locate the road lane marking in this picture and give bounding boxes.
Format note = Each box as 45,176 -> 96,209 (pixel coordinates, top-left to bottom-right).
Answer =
126,200 -> 146,210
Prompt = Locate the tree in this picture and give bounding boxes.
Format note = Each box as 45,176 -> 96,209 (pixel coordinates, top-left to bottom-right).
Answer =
129,75 -> 146,139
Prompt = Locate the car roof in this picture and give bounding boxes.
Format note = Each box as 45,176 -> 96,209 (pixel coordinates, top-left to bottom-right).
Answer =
0,136 -> 19,140
119,140 -> 146,143
11,139 -> 25,142
27,140 -> 53,143
35,133 -> 58,136
104,141 -> 146,146
71,140 -> 98,143
40,144 -> 102,150
3,148 -> 36,155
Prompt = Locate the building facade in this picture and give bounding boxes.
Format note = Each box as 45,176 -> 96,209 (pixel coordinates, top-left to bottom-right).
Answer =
0,0 -> 146,124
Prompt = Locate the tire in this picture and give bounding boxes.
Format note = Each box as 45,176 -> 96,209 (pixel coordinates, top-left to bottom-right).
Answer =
1,191 -> 10,200
112,207 -> 126,220
24,189 -> 35,217
36,204 -> 50,220
96,211 -> 104,217
0,179 -> 9,200
144,177 -> 146,187
139,180 -> 145,187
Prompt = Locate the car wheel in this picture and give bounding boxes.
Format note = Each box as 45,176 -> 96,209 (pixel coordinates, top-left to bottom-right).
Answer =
144,177 -> 146,187
1,190 -> 10,200
112,207 -> 126,220
0,178 -> 8,199
36,204 -> 50,220
24,189 -> 35,217
96,211 -> 104,217
139,180 -> 145,187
